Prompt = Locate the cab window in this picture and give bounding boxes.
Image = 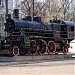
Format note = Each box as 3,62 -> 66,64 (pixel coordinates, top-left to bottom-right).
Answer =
71,26 -> 74,31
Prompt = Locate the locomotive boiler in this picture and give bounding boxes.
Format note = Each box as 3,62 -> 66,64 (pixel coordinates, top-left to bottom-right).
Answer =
0,9 -> 75,56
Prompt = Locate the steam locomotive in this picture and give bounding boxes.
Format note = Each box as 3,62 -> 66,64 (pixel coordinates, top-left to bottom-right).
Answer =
0,9 -> 75,56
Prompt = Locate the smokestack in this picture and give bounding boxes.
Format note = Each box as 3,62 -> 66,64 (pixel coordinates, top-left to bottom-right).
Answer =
13,9 -> 19,18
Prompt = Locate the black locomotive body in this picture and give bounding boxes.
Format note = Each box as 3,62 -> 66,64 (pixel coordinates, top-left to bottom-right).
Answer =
0,15 -> 75,56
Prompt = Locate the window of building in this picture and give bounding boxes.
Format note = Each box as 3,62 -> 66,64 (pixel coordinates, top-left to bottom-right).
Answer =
0,15 -> 2,39
0,0 -> 2,5
0,15 -> 1,24
0,15 -> 4,31
0,0 -> 3,6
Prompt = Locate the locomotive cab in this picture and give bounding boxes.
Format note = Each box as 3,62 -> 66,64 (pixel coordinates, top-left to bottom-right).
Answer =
65,21 -> 75,42
61,24 -> 67,38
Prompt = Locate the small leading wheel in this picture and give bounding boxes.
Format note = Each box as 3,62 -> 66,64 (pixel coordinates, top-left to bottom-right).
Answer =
29,40 -> 37,55
20,49 -> 28,55
13,45 -> 19,56
39,40 -> 47,55
63,45 -> 68,54
19,44 -> 28,55
48,41 -> 56,54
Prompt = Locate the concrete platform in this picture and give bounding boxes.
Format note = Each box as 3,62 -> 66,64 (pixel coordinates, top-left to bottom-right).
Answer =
0,53 -> 73,62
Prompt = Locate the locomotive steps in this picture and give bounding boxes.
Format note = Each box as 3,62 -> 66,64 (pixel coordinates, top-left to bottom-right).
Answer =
0,53 -> 73,62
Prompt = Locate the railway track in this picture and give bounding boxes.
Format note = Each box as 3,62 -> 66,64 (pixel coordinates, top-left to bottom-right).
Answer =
0,53 -> 72,62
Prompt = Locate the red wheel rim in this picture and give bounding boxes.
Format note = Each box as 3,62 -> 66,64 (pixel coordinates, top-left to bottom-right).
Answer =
29,40 -> 37,55
13,46 -> 19,56
39,40 -> 47,55
48,41 -> 56,54
63,45 -> 68,54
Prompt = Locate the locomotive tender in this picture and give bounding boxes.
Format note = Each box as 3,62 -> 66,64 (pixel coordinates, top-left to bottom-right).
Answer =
0,9 -> 75,56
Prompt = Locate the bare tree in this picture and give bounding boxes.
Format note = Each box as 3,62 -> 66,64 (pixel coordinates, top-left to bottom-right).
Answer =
44,0 -> 61,20
18,0 -> 33,15
70,4 -> 75,21
59,0 -> 73,20
16,0 -> 74,22
17,0 -> 45,16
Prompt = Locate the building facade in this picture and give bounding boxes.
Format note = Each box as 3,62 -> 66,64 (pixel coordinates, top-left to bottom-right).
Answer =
0,0 -> 13,40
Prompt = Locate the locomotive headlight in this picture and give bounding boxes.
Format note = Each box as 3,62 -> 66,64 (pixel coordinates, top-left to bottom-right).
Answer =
4,40 -> 6,43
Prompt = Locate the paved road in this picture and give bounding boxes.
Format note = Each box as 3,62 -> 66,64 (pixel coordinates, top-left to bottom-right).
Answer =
0,58 -> 75,75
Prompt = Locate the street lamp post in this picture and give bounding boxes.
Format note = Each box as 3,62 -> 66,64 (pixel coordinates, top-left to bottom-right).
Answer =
5,0 -> 8,37
32,0 -> 34,21
5,0 -> 8,19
